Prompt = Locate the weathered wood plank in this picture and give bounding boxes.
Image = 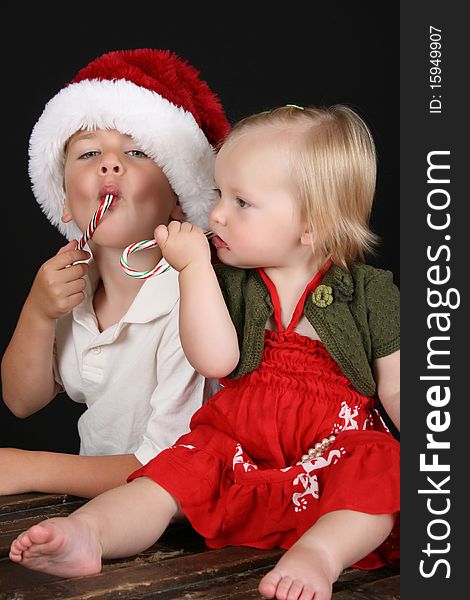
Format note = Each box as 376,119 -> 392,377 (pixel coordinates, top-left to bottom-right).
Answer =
0,493 -> 400,600
128,567 -> 400,600
0,555 -> 399,600
333,567 -> 399,593
0,557 -> 63,590
332,579 -> 400,600
353,574 -> 400,600
332,591 -> 370,600
0,493 -> 78,515
0,546 -> 283,599
0,560 -> 400,600
149,570 -> 275,599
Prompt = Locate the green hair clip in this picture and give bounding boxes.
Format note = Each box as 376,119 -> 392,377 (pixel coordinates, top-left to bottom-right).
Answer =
259,104 -> 304,116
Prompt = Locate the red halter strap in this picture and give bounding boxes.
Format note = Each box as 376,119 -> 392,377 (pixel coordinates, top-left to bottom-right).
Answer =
257,259 -> 331,333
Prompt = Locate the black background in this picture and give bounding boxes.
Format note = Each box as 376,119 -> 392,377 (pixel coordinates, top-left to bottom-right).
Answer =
0,3 -> 399,453
1,3 -> 466,597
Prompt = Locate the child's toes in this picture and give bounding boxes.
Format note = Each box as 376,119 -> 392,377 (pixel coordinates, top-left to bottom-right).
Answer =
27,523 -> 56,545
286,579 -> 304,600
10,537 -> 29,561
298,585 -> 316,600
259,570 -> 282,597
9,543 -> 23,561
275,575 -> 294,599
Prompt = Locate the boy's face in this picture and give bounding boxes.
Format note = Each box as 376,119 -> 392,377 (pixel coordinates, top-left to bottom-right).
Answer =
63,129 -> 179,249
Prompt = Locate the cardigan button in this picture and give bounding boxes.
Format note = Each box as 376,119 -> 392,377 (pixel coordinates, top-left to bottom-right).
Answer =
311,284 -> 333,308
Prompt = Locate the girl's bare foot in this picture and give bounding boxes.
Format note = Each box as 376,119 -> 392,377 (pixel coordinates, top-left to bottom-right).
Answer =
9,514 -> 102,578
259,542 -> 337,600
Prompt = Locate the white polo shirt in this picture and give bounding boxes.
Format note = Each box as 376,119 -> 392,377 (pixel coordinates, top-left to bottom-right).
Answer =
53,259 -> 215,465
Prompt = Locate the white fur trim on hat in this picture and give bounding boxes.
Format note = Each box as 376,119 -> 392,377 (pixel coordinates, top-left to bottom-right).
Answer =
29,79 -> 217,240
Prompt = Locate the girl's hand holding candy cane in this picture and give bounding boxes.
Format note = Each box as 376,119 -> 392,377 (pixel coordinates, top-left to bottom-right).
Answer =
120,225 -> 214,279
152,222 -> 214,274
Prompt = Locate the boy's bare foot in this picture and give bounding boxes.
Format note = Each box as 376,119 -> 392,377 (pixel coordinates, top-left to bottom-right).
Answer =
9,514 -> 102,578
259,542 -> 336,600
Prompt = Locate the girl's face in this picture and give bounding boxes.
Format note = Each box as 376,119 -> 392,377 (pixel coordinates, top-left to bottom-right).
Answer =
63,129 -> 179,249
210,126 -> 307,269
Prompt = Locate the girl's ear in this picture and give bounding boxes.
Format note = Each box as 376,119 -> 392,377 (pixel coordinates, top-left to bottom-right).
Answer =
61,198 -> 73,223
170,199 -> 185,222
300,230 -> 314,246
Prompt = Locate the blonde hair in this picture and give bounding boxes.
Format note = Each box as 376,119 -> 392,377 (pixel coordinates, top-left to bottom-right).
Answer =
223,105 -> 379,269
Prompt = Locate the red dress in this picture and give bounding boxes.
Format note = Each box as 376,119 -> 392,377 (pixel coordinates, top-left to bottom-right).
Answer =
129,267 -> 400,569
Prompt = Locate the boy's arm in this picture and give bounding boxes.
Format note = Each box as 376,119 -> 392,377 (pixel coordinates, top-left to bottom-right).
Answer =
156,222 -> 239,379
1,302 -> 61,417
0,449 -> 142,498
1,242 -> 90,417
373,350 -> 400,432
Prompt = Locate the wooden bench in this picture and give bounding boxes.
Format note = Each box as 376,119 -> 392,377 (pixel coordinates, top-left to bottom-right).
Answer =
0,493 -> 399,599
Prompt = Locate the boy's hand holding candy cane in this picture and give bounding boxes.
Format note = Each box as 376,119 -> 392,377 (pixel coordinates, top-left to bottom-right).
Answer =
22,193 -> 110,323
26,240 -> 90,321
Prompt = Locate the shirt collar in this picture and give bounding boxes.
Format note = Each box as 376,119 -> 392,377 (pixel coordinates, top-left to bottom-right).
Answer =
124,261 -> 179,323
74,259 -> 179,328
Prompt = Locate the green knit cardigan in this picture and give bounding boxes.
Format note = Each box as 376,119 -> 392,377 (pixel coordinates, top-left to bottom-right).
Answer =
214,261 -> 400,397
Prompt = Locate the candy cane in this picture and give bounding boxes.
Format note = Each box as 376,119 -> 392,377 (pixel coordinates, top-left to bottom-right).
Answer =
78,194 -> 114,250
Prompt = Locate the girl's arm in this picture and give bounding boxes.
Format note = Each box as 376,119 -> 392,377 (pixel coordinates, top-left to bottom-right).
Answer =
0,449 -> 142,498
373,349 -> 400,431
155,222 -> 239,379
178,262 -> 239,378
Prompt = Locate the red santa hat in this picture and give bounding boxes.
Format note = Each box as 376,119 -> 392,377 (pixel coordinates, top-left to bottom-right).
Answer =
28,48 -> 230,240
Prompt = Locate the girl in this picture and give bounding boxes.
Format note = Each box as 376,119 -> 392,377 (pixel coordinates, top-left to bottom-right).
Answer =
0,48 -> 229,498
9,105 -> 399,600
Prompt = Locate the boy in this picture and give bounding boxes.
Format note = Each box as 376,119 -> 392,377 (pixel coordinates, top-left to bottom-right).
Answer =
1,48 -> 230,498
